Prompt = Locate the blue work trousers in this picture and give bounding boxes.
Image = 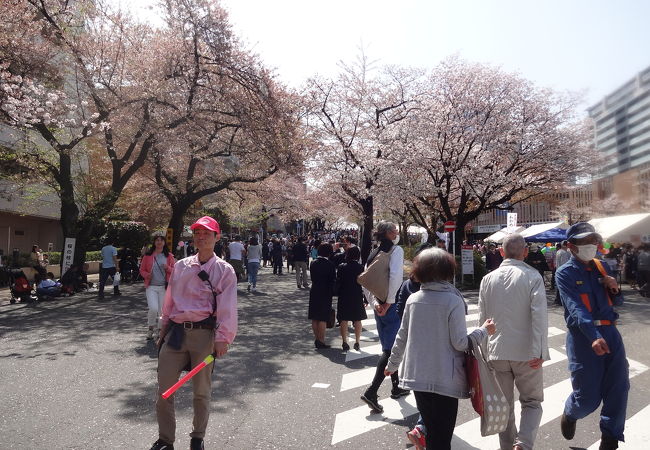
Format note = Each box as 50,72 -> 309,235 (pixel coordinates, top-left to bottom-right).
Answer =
564,326 -> 629,441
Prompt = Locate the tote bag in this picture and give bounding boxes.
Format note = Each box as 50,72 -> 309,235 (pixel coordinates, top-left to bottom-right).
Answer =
357,247 -> 395,303
467,333 -> 510,436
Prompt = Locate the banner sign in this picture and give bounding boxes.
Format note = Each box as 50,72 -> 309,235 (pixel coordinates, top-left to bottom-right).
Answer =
507,213 -> 518,229
461,245 -> 474,275
166,228 -> 174,252
62,237 -> 76,276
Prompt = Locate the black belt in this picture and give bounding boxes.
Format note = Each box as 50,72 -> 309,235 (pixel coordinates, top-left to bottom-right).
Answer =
179,320 -> 214,330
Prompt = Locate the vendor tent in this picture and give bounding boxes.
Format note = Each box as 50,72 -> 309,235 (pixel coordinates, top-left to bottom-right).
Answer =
589,213 -> 650,244
521,222 -> 569,242
485,226 -> 525,243
525,228 -> 567,243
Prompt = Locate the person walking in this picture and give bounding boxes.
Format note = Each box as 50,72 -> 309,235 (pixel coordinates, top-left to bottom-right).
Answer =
246,237 -> 262,292
556,222 -> 627,450
385,248 -> 495,450
485,243 -> 503,271
360,221 -> 408,412
621,245 -> 638,289
554,241 -> 571,305
479,233 -> 550,450
150,216 -> 237,450
637,243 -> 650,297
293,237 -> 310,289
308,243 -> 336,349
335,246 -> 366,351
98,238 -> 121,299
271,239 -> 284,275
227,236 -> 245,282
140,234 -> 175,340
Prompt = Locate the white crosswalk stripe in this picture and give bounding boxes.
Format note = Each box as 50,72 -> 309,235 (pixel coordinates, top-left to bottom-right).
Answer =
587,404 -> 650,449
331,305 -> 649,447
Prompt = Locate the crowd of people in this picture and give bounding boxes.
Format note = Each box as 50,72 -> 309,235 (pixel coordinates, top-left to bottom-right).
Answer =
8,217 -> 644,450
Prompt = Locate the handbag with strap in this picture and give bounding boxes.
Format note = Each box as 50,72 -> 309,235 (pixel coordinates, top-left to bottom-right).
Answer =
467,333 -> 510,436
357,247 -> 396,303
326,307 -> 336,328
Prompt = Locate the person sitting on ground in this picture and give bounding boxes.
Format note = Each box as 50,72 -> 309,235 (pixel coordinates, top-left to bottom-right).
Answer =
36,272 -> 62,298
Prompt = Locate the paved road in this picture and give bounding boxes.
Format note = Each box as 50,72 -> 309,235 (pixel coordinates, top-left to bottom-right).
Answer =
0,266 -> 649,449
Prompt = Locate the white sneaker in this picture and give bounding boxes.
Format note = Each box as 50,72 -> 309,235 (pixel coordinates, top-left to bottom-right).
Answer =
252,287 -> 256,292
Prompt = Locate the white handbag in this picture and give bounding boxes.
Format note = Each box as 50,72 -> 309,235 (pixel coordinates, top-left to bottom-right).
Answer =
468,333 -> 511,436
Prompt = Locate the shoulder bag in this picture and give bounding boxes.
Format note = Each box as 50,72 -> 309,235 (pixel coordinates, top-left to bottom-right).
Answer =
357,247 -> 396,303
467,333 -> 510,436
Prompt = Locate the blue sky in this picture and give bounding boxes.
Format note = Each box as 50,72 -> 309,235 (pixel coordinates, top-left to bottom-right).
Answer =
129,0 -> 650,113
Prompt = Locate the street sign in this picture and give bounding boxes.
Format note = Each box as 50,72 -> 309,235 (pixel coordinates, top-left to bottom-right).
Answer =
61,238 -> 76,276
461,245 -> 474,275
444,221 -> 456,232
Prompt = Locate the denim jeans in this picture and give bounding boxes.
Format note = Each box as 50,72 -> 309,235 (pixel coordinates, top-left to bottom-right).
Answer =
247,261 -> 260,287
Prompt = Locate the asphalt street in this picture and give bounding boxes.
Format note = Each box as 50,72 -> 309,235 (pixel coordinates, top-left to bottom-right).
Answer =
0,266 -> 649,449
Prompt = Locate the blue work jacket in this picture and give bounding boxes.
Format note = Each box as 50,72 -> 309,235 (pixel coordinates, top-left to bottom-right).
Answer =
556,256 -> 624,343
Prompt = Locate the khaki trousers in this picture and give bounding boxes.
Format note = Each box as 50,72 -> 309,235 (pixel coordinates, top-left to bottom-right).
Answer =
295,261 -> 309,287
489,360 -> 544,450
156,328 -> 214,444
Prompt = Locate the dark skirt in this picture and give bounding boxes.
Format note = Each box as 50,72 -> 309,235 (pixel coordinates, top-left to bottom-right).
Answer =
336,293 -> 367,322
308,292 -> 332,322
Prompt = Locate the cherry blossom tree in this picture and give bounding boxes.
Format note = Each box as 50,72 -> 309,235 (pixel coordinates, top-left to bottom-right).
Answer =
400,57 -> 593,253
305,54 -> 421,261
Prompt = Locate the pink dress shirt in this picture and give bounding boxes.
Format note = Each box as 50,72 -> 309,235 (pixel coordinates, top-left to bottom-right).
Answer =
161,253 -> 238,344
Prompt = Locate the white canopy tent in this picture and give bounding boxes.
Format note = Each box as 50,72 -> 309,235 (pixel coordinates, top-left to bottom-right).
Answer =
485,226 -> 525,243
589,213 -> 650,244
520,221 -> 569,238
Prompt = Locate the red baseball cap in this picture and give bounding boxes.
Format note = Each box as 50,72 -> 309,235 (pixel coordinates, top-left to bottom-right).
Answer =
190,216 -> 221,233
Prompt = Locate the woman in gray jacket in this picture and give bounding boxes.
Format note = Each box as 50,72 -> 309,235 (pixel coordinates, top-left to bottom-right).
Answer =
385,248 -> 495,450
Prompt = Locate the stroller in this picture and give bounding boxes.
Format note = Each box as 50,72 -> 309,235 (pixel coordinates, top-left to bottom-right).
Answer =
9,269 -> 35,304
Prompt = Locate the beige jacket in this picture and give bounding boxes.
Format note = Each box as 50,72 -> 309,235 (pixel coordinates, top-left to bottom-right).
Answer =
478,258 -> 550,362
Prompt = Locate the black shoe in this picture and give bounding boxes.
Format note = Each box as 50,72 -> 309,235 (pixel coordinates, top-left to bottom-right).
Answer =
342,342 -> 350,351
113,290 -> 121,296
314,340 -> 330,349
353,342 -> 360,351
390,387 -> 410,399
360,392 -> 384,413
149,439 -> 174,450
190,437 -> 204,450
297,285 -> 302,289
599,435 -> 618,450
560,413 -> 576,440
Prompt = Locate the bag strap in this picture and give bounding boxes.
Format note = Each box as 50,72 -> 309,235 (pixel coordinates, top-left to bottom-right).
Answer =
592,258 -> 614,307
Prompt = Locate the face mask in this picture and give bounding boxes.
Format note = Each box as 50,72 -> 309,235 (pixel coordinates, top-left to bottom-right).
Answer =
392,235 -> 400,245
575,244 -> 597,261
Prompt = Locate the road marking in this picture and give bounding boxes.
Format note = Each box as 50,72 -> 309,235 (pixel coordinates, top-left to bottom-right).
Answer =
331,394 -> 419,444
341,347 -> 566,392
450,358 -> 648,449
340,367 -> 376,392
345,343 -> 383,362
312,383 -> 330,389
587,404 -> 650,449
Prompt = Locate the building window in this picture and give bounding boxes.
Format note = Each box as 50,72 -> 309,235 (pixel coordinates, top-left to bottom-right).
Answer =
14,230 -> 25,236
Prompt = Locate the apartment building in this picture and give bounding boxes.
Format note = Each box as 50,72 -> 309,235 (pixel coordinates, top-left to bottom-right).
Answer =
589,64 -> 650,209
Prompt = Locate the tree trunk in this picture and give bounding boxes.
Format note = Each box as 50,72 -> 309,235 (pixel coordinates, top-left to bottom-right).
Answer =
168,201 -> 192,251
359,196 -> 374,264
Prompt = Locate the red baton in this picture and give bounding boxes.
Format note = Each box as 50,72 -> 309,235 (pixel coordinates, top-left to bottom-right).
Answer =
162,353 -> 216,399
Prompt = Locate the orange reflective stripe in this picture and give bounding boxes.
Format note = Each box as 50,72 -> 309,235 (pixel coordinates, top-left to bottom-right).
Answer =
592,259 -> 614,306
580,293 -> 592,312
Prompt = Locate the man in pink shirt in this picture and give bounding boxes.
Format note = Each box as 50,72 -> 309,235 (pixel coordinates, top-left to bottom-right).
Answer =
150,216 -> 238,450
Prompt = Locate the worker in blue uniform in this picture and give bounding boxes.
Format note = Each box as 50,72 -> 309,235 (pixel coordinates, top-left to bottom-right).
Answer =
556,222 -> 629,450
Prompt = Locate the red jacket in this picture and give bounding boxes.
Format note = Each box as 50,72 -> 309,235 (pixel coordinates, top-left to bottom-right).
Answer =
139,253 -> 175,287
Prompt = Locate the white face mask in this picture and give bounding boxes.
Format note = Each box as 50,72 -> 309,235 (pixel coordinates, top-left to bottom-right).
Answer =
392,235 -> 400,245
575,244 -> 597,261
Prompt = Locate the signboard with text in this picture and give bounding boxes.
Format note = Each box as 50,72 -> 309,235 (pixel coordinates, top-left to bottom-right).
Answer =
62,237 -> 76,276
461,245 -> 474,275
166,228 -> 174,252
507,213 -> 518,229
